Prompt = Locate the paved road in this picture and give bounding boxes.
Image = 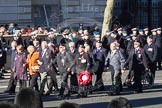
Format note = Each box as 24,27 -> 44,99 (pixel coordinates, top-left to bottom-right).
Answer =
0,70 -> 162,108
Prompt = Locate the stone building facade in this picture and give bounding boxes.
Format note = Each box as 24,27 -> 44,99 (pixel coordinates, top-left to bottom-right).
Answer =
0,0 -> 32,26
0,0 -> 161,28
0,0 -> 60,27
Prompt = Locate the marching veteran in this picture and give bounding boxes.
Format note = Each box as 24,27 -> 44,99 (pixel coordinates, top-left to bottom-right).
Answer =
26,45 -> 40,91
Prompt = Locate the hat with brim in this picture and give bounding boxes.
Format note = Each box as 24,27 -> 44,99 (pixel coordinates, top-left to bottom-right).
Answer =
157,27 -> 161,31
131,28 -> 137,31
117,28 -> 123,31
151,29 -> 157,32
144,28 -> 149,31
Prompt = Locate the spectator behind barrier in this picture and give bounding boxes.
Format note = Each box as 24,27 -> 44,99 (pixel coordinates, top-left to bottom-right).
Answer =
14,88 -> 43,108
108,97 -> 132,108
0,102 -> 17,108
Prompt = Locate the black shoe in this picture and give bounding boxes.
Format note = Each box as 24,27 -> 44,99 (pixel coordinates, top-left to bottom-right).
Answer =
43,91 -> 50,96
82,94 -> 87,98
114,92 -> 120,95
76,94 -> 82,98
9,92 -> 15,95
107,92 -> 113,96
133,90 -> 143,94
40,92 -> 46,96
4,90 -> 10,93
120,84 -> 123,92
4,90 -> 15,95
88,91 -> 93,94
100,86 -> 105,91
81,92 -> 88,98
57,94 -> 64,99
64,94 -> 70,99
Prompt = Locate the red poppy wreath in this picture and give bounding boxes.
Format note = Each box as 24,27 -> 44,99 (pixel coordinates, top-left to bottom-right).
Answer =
78,71 -> 92,86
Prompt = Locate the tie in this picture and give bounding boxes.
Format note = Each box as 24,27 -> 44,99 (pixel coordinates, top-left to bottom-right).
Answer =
96,49 -> 100,57
135,49 -> 138,54
41,50 -> 44,58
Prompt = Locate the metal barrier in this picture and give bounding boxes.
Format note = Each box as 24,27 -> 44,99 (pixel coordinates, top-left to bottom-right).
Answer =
3,34 -> 48,47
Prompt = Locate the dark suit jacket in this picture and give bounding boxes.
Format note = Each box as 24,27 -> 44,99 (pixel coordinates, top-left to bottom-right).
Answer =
125,48 -> 148,70
143,43 -> 157,63
93,47 -> 107,67
68,49 -> 78,60
69,52 -> 91,73
56,51 -> 72,73
39,48 -> 51,73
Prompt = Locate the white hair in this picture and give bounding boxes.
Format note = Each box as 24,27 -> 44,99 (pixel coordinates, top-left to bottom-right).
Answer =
69,42 -> 75,47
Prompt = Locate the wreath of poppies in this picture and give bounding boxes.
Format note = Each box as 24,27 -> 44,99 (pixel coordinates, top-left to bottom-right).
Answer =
78,71 -> 92,86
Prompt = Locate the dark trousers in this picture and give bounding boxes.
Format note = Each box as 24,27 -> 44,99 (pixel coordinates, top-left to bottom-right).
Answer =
148,62 -> 156,79
157,48 -> 162,70
29,73 -> 39,91
59,72 -> 69,96
133,64 -> 144,92
6,72 -> 16,92
70,73 -> 78,87
19,80 -> 26,90
48,70 -> 58,92
94,62 -> 104,90
76,67 -> 89,96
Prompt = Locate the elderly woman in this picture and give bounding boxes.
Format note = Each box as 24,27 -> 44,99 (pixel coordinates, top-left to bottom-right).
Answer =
13,45 -> 27,90
26,45 -> 39,91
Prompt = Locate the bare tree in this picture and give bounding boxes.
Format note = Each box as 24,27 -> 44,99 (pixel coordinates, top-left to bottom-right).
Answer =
101,0 -> 115,38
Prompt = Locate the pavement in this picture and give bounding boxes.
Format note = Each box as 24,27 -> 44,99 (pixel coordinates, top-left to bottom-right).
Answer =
0,70 -> 162,108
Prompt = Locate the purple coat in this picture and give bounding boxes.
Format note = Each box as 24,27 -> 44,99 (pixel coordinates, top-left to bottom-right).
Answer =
14,52 -> 27,80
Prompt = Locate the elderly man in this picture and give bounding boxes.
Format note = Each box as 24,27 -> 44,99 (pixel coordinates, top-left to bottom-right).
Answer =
125,41 -> 148,93
56,44 -> 72,99
105,43 -> 125,95
37,41 -> 51,96
68,45 -> 91,98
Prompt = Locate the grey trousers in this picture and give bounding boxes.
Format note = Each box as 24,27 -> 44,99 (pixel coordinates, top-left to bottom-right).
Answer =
40,72 -> 48,94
